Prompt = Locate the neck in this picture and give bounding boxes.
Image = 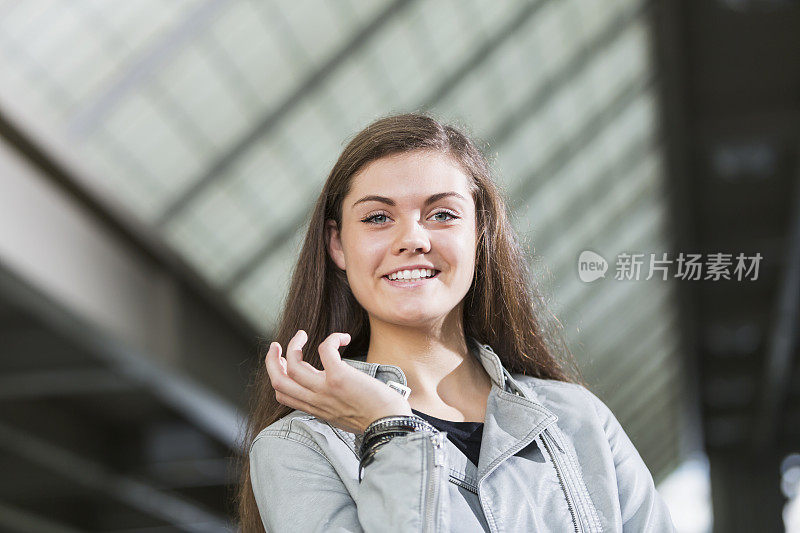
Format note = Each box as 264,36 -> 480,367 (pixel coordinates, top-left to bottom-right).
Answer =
365,312 -> 493,421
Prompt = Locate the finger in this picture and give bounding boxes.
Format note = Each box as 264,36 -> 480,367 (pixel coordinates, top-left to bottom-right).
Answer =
264,342 -> 286,376
264,342 -> 291,391
285,330 -> 319,374
265,342 -> 317,401
317,332 -> 351,370
285,330 -> 325,389
285,330 -> 307,366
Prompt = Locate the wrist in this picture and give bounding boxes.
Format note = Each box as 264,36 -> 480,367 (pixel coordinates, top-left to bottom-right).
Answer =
364,400 -> 412,431
357,414 -> 439,482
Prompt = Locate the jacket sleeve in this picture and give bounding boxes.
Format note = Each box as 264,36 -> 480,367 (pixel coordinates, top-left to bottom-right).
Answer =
249,428 -> 450,532
586,390 -> 676,532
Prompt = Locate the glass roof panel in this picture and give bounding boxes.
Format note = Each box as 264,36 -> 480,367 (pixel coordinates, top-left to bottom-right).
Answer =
208,2 -> 300,109
275,0 -> 348,69
231,225 -> 307,334
157,42 -> 251,149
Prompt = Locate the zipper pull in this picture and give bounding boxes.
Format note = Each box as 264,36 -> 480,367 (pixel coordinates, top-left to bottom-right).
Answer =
544,428 -> 565,454
432,432 -> 446,467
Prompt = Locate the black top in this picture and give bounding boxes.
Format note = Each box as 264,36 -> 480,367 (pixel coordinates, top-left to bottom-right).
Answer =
411,409 -> 484,468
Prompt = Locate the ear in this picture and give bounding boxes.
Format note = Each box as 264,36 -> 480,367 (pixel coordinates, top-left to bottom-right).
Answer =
325,219 -> 346,270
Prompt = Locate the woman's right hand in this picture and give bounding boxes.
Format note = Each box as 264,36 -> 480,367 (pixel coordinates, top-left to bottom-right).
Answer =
265,329 -> 413,434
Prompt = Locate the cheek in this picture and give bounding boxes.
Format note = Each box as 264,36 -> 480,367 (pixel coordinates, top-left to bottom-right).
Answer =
343,234 -> 385,282
448,230 -> 478,266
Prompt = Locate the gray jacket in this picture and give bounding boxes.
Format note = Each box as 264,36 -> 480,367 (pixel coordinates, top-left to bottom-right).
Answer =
249,338 -> 675,532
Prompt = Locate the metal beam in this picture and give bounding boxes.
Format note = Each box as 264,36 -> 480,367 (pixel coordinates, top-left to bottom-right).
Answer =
156,0 -> 417,227
0,421 -> 232,532
0,99 -> 256,341
695,109 -> 800,145
0,501 -> 85,533
753,148 -> 800,450
0,112 -> 252,447
0,264 -> 244,448
650,0 -> 705,466
0,368 -> 138,400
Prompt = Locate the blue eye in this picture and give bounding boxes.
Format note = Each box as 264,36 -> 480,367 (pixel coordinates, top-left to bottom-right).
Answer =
362,213 -> 388,224
432,211 -> 457,222
361,210 -> 459,225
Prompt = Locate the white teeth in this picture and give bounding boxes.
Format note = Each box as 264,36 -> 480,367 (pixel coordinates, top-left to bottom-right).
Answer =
387,268 -> 437,281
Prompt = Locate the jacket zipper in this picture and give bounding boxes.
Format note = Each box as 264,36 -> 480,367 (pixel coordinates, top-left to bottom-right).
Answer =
424,432 -> 446,533
448,475 -> 478,494
541,429 -> 580,533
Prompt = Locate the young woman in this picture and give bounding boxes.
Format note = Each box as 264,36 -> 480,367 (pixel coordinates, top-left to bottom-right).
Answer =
236,113 -> 675,532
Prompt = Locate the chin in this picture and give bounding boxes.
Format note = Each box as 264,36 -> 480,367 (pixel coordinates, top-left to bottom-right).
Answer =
380,307 -> 448,327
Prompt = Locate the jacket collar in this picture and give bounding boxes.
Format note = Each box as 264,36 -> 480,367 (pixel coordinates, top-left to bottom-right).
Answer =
342,336 -> 559,481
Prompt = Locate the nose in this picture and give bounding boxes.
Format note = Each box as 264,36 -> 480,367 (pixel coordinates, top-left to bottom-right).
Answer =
393,218 -> 431,255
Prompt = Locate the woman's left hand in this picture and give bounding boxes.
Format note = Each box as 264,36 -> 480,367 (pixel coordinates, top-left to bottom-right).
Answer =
265,329 -> 413,434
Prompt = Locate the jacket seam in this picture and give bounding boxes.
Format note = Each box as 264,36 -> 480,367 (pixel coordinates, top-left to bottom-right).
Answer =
580,388 -> 616,531
582,387 -> 605,427
533,387 -> 605,532
419,433 -> 426,532
572,447 -> 603,531
252,429 -> 340,475
562,428 -> 603,531
482,494 -> 499,531
581,387 -> 615,450
551,425 -> 603,532
514,379 -> 603,533
495,387 -> 555,416
518,377 -> 587,391
325,421 -> 360,460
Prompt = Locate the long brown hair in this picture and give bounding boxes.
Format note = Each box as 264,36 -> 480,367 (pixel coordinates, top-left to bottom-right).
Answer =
235,112 -> 580,531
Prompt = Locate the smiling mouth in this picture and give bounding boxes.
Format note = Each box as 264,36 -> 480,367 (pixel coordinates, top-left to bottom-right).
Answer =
382,270 -> 440,283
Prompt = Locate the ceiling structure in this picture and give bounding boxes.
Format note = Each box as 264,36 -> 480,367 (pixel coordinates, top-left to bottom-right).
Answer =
657,0 -> 800,531
4,0 -> 793,530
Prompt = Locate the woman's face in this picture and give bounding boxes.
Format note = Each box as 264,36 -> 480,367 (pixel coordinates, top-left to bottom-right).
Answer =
326,150 -> 478,329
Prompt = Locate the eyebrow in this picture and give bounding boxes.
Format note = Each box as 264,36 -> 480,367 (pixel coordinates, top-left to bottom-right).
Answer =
351,191 -> 467,209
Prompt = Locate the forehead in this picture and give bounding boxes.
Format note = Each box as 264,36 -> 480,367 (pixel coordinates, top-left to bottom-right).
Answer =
347,151 -> 472,206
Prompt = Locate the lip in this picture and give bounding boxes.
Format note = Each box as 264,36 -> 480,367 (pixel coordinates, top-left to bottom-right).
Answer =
382,270 -> 440,288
